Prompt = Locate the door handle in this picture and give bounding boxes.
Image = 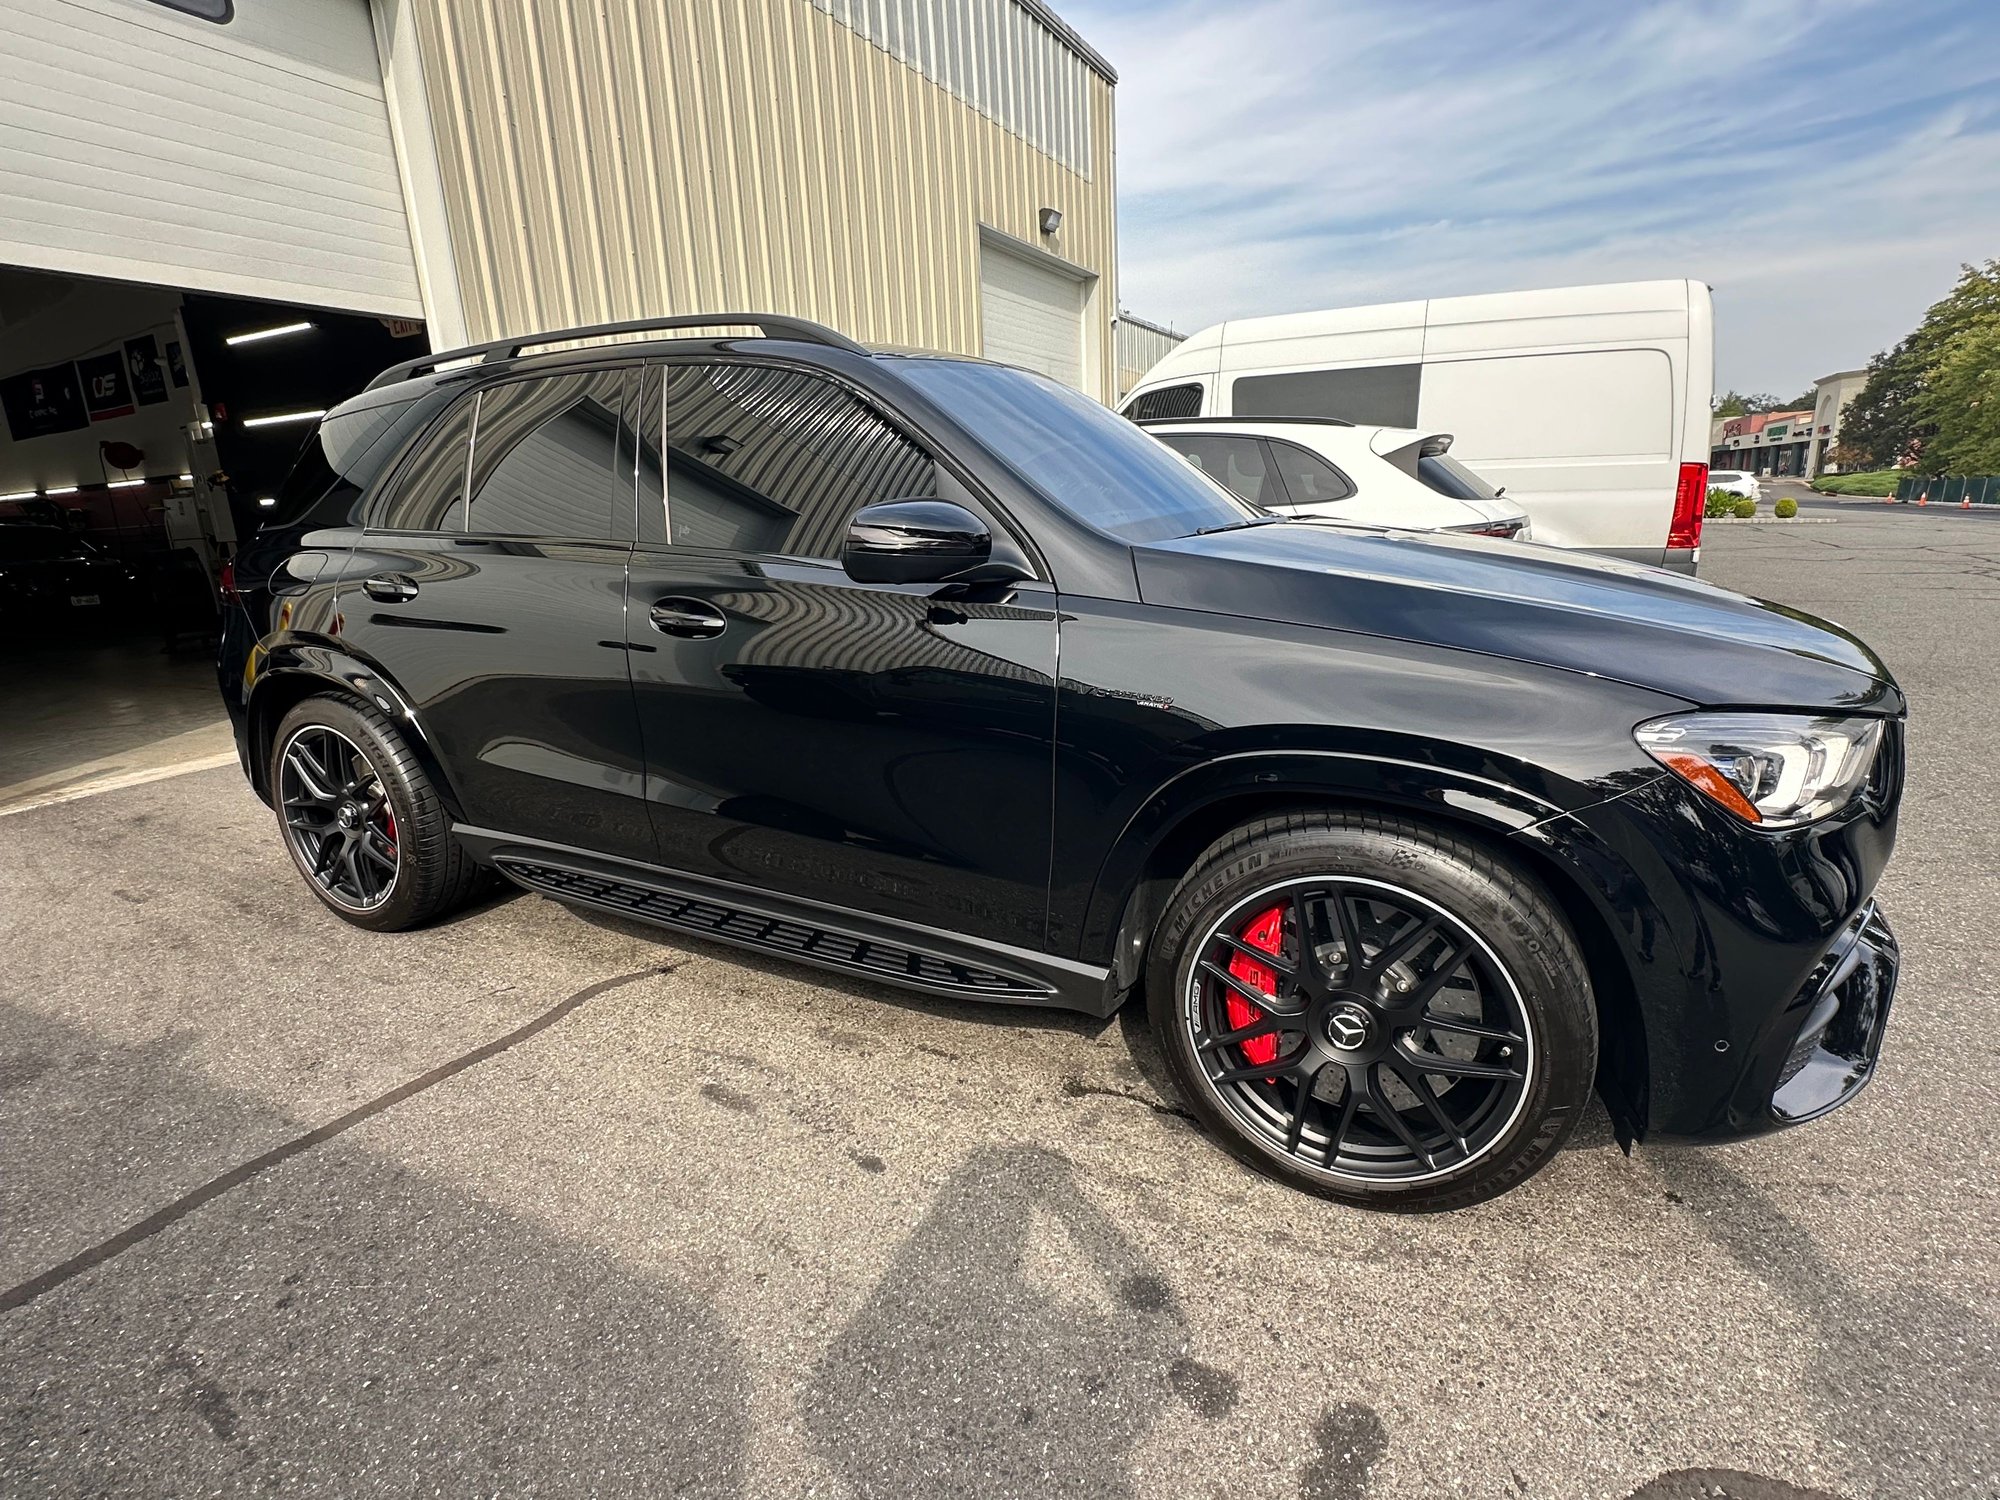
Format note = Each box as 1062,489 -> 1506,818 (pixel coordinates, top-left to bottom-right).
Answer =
363,573 -> 420,603
648,597 -> 727,639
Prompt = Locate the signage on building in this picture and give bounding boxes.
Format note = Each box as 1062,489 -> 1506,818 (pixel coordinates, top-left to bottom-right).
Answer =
125,335 -> 169,406
0,362 -> 88,440
78,351 -> 136,421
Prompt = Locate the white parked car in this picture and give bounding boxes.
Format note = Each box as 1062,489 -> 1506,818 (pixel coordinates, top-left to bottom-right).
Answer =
1709,470 -> 1759,500
1120,278 -> 1715,571
1138,417 -> 1533,539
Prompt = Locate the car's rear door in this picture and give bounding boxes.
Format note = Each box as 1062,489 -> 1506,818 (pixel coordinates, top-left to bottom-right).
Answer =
622,357 -> 1059,950
338,366 -> 654,863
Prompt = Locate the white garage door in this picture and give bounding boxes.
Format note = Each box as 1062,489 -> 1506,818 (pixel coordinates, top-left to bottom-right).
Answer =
0,0 -> 422,318
980,241 -> 1084,389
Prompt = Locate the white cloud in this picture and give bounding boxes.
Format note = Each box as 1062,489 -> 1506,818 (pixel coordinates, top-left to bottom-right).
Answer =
1070,0 -> 2000,391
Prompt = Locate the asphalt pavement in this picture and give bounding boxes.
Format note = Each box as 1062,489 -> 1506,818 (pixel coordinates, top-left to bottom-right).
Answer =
2,512 -> 1996,1499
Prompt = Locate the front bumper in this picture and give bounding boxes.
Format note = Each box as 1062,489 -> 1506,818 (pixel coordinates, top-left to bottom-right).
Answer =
1768,900 -> 1897,1125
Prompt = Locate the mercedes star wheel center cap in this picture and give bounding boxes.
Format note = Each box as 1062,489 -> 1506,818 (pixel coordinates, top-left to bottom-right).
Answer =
1327,1004 -> 1373,1052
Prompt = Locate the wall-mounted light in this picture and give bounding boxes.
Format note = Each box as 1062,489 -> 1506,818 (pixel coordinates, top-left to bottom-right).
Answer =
108,479 -> 145,489
241,409 -> 326,428
178,472 -> 195,482
45,485 -> 78,496
257,496 -> 278,508
0,490 -> 35,502
226,320 -> 314,346
1039,207 -> 1063,235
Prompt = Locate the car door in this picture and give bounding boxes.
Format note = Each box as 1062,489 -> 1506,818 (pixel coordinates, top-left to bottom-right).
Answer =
339,366 -> 654,863
623,357 -> 1059,950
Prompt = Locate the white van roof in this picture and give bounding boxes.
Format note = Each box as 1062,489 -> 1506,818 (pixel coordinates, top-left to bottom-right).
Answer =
1142,278 -> 1708,379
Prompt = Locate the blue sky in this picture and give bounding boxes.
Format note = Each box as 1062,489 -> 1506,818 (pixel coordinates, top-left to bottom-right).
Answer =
1061,0 -> 2000,394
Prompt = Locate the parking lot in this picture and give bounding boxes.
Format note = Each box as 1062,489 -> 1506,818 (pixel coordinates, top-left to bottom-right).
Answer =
2,510 -> 1995,1500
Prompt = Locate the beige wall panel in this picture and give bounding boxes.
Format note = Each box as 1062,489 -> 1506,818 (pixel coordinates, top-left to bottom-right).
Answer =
405,0 -> 1116,399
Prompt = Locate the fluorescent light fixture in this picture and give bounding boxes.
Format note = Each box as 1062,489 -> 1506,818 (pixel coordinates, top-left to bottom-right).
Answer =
45,485 -> 78,495
242,409 -> 325,428
226,320 -> 314,346
178,472 -> 195,482
257,496 -> 278,507
0,490 -> 35,502
109,479 -> 145,489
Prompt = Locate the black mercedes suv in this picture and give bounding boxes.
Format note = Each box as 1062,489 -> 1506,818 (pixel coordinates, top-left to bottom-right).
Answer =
218,314 -> 1903,1211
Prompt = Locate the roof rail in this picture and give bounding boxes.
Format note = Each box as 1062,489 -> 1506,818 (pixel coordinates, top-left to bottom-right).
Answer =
1133,415 -> 1356,429
365,313 -> 868,390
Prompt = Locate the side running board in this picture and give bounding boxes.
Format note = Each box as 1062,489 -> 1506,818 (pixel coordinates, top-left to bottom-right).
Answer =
498,858 -> 1060,1004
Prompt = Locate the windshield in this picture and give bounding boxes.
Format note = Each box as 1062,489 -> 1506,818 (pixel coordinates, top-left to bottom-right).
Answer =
892,358 -> 1255,543
1417,453 -> 1505,504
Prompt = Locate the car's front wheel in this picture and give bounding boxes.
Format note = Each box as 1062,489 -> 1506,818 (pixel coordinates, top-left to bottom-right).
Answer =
1147,810 -> 1596,1212
269,694 -> 482,932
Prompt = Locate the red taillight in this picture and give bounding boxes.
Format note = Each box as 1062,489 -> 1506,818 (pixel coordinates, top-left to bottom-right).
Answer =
1669,462 -> 1708,551
218,559 -> 239,605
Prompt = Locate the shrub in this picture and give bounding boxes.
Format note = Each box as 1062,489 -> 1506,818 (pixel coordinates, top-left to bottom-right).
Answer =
1705,489 -> 1739,517
1774,496 -> 1798,518
1732,497 -> 1757,519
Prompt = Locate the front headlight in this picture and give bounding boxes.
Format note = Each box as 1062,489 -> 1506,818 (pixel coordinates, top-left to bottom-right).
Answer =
1635,712 -> 1884,828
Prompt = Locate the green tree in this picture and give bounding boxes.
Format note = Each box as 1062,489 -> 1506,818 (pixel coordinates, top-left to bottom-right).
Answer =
1842,259 -> 2000,471
1713,390 -> 1816,417
1922,317 -> 2000,474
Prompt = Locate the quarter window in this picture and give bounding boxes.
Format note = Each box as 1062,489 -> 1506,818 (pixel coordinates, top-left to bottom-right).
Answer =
661,362 -> 938,558
374,400 -> 474,532
467,370 -> 631,540
1266,441 -> 1355,504
1232,365 -> 1421,428
1123,382 -> 1204,422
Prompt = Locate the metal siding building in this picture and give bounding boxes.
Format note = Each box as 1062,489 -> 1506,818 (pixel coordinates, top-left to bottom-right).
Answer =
392,0 -> 1120,399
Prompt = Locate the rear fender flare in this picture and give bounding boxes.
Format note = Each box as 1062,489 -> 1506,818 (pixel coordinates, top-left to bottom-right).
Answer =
243,639 -> 461,819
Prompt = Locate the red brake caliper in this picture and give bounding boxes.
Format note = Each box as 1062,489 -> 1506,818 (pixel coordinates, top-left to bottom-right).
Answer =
382,809 -> 397,851
1225,904 -> 1286,1069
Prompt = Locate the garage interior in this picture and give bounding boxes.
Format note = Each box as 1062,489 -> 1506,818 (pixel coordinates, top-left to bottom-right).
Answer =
0,264 -> 425,811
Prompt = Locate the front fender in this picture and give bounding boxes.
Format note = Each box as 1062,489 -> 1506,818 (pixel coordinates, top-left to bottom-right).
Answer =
1078,749 -> 1583,979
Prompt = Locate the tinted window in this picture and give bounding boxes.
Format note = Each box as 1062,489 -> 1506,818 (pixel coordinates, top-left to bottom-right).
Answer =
634,366 -> 668,547
468,370 -> 630,540
1157,435 -> 1278,509
375,399 -> 474,532
1124,382 -> 1203,421
270,395 -> 421,528
662,362 -> 938,559
1417,453 -> 1504,503
0,527 -> 90,562
1266,440 -> 1355,504
1233,365 -> 1421,428
893,358 -> 1252,544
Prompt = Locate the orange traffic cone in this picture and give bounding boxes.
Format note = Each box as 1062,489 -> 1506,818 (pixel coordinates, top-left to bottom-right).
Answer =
1917,490 -> 1928,505
1962,494 -> 1973,509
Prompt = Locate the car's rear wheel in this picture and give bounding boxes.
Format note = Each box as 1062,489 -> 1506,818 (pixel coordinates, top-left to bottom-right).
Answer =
269,694 -> 481,931
1147,810 -> 1596,1212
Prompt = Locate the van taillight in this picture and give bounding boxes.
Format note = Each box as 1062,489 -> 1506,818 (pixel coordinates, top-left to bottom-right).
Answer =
1669,462 -> 1708,551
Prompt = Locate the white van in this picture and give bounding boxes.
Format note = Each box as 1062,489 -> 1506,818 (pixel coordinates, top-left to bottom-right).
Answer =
1120,279 -> 1715,571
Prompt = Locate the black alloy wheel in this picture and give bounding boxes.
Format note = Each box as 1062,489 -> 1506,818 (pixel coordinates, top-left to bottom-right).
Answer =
268,694 -> 485,932
1187,878 -> 1533,1182
1148,811 -> 1596,1212
278,723 -> 400,911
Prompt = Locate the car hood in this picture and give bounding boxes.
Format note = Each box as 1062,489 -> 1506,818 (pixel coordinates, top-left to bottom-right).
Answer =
1134,523 -> 1901,712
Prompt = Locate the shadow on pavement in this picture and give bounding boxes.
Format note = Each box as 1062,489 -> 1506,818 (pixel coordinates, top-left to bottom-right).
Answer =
0,1001 -> 750,1497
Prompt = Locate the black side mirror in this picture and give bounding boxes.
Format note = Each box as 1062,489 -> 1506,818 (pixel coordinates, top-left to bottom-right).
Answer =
842,500 -> 1013,585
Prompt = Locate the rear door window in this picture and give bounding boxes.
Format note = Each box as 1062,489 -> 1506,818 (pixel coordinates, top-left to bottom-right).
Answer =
1231,365 -> 1421,428
1157,433 -> 1280,509
373,399 -> 474,532
466,370 -> 633,541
